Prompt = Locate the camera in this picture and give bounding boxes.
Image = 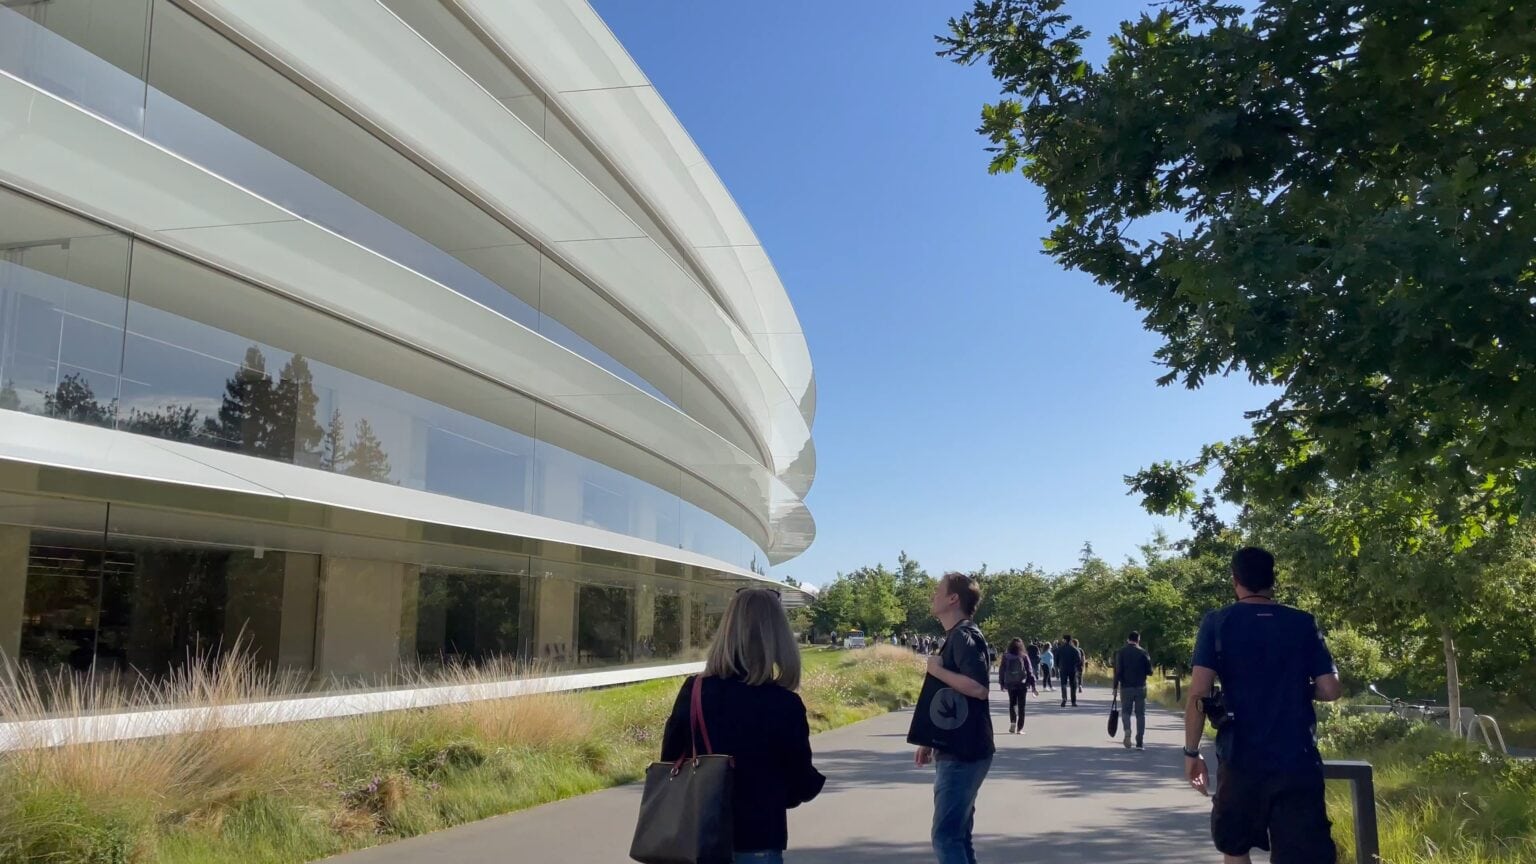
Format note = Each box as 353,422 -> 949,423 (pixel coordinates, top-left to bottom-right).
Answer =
1201,686 -> 1235,731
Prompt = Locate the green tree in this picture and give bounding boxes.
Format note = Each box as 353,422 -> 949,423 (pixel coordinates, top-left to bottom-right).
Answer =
41,373 -> 113,426
124,404 -> 201,442
941,0 -> 1536,533
343,418 -> 392,482
895,551 -> 938,636
204,346 -> 273,453
271,355 -> 323,465
320,409 -> 349,472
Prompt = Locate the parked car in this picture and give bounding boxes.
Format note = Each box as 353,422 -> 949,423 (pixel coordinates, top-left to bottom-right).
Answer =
844,630 -> 867,649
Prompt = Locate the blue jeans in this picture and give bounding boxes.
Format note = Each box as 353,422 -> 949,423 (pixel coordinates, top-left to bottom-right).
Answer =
734,852 -> 783,863
933,755 -> 992,864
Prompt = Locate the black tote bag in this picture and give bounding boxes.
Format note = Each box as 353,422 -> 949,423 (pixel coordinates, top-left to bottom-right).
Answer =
630,677 -> 735,864
1108,693 -> 1121,738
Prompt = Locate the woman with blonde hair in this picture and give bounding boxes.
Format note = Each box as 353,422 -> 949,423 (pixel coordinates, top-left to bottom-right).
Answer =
660,588 -> 826,862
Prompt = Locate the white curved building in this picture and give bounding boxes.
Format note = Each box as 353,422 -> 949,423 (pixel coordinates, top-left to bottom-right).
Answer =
0,0 -> 814,690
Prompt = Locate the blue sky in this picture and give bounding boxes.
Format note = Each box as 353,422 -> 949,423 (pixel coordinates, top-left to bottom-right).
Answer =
594,1 -> 1268,583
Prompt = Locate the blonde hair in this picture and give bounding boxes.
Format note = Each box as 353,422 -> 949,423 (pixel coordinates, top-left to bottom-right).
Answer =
704,589 -> 801,691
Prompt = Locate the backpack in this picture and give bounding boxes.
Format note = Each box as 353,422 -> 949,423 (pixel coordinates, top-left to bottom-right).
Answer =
1001,653 -> 1028,688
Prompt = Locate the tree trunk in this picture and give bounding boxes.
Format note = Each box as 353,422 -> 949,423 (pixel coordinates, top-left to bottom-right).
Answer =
1441,624 -> 1462,738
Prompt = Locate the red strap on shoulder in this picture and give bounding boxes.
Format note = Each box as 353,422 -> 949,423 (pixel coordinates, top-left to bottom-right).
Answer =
690,675 -> 714,757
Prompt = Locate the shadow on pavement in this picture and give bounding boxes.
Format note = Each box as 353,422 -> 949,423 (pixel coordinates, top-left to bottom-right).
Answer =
791,803 -> 1211,864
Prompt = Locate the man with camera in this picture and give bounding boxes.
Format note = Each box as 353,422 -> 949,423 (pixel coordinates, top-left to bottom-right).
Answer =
1184,547 -> 1344,863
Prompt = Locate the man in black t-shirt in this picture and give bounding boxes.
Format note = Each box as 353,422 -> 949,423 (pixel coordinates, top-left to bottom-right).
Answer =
911,572 -> 992,864
1113,631 -> 1154,749
1185,547 -> 1343,864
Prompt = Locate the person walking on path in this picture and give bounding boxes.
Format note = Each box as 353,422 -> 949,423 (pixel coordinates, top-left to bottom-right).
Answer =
1025,641 -> 1041,684
660,588 -> 826,863
1056,634 -> 1083,707
999,638 -> 1034,734
909,573 -> 993,864
1113,630 -> 1154,749
1184,547 -> 1343,864
1039,642 -> 1055,689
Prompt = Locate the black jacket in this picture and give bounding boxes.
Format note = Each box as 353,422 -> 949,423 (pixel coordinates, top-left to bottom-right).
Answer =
661,676 -> 826,853
1113,643 -> 1154,688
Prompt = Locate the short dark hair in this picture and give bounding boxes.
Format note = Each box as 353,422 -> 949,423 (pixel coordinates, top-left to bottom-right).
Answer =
941,572 -> 982,617
1128,630 -> 1140,642
1232,546 -> 1277,593
1062,633 -> 1072,642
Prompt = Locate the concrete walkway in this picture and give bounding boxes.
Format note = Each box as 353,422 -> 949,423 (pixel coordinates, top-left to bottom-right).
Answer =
328,685 -> 1221,863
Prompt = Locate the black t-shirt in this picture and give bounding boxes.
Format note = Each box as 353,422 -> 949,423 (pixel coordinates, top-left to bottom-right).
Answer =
930,619 -> 995,761
1192,603 -> 1336,772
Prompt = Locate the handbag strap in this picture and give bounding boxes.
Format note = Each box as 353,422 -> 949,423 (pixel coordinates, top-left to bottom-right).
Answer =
689,675 -> 714,758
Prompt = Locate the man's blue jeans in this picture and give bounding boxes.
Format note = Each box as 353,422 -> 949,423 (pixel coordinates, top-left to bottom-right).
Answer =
734,852 -> 783,863
932,755 -> 992,864
1121,685 -> 1148,746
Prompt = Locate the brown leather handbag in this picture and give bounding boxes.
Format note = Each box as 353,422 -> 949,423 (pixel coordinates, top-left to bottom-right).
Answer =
629,676 -> 735,864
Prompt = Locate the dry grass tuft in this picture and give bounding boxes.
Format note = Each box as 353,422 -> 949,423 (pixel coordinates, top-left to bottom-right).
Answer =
454,690 -> 594,751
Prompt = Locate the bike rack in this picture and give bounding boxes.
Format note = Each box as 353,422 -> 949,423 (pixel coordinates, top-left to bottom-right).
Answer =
1323,760 -> 1380,863
1467,714 -> 1509,755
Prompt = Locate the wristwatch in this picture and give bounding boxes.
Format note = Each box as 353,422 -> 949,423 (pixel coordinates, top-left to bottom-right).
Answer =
1182,747 -> 1203,759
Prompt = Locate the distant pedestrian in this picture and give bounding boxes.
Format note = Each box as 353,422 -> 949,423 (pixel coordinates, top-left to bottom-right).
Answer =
908,573 -> 993,864
660,588 -> 826,862
1026,641 -> 1041,681
1113,630 -> 1154,750
1039,643 -> 1055,689
999,638 -> 1034,734
1057,634 -> 1083,707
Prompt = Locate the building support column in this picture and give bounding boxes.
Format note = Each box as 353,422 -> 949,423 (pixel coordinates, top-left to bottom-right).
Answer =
0,525 -> 29,669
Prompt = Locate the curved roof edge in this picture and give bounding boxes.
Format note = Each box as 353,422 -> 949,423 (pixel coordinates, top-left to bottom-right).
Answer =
0,71 -> 807,556
450,0 -> 817,431
173,0 -> 814,504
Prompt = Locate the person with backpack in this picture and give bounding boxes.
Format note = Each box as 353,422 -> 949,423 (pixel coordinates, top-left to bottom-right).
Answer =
999,638 -> 1034,734
1039,642 -> 1055,689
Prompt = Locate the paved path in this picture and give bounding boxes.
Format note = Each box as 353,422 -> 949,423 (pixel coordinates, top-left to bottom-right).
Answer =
328,685 -> 1221,863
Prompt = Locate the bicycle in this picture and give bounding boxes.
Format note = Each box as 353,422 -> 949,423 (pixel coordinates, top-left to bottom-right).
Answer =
1367,683 -> 1452,725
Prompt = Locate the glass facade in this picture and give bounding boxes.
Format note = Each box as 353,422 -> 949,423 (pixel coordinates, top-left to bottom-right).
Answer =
0,185 -> 765,571
1,498 -> 735,682
0,0 -> 797,698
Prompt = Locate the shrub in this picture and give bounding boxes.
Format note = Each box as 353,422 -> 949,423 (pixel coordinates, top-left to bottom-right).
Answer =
1318,710 -> 1413,755
1323,626 -> 1391,695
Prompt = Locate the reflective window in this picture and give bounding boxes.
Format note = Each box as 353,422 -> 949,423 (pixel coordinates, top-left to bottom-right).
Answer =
577,583 -> 633,666
0,190 -> 129,427
0,192 -> 765,571
414,568 -> 529,665
0,0 -> 150,131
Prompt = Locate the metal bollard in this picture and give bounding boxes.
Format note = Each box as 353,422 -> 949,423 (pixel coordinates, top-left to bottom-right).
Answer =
1323,760 -> 1379,863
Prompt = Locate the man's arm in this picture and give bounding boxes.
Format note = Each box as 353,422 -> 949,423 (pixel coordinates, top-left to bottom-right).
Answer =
927,655 -> 989,700
1184,665 -> 1215,794
1112,647 -> 1122,689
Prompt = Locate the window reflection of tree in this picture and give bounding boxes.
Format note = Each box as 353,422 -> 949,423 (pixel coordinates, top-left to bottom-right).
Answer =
23,346 -> 394,482
414,570 -> 524,666
653,593 -> 684,658
577,584 -> 632,665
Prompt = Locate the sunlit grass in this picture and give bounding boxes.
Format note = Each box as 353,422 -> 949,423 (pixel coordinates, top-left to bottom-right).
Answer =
0,647 -> 923,864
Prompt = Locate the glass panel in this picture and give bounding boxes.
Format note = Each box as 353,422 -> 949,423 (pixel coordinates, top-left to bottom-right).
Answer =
0,0 -> 151,131
414,567 -> 528,666
0,188 -> 129,425
17,529 -> 105,673
653,591 -> 684,658
576,583 -> 632,665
